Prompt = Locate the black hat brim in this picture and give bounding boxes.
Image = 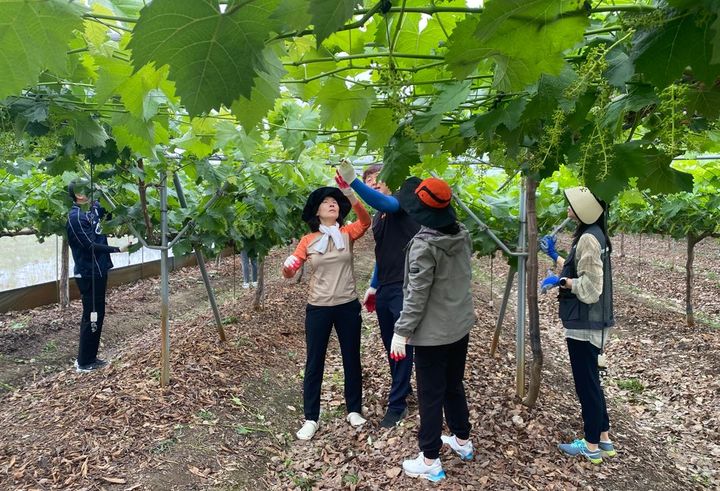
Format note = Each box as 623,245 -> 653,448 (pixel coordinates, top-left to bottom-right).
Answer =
301,187 -> 352,223
397,177 -> 456,229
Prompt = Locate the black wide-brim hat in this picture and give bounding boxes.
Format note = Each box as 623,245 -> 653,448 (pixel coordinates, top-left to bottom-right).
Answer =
397,177 -> 457,229
301,186 -> 352,223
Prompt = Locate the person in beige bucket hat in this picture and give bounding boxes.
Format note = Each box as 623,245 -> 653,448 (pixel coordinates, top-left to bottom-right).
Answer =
539,186 -> 616,465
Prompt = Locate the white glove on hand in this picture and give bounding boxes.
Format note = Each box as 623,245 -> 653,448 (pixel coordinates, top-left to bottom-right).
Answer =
282,255 -> 301,277
389,333 -> 407,361
119,242 -> 132,253
337,159 -> 357,185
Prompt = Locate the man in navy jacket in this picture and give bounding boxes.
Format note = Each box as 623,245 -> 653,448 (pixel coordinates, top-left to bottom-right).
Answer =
66,180 -> 129,372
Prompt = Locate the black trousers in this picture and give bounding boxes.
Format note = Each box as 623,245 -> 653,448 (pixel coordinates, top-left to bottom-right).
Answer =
567,338 -> 610,444
415,334 -> 471,460
303,300 -> 363,421
376,282 -> 413,413
75,275 -> 108,366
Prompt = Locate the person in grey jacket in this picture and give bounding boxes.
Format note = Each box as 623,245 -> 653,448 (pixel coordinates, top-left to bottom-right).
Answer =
390,177 -> 476,482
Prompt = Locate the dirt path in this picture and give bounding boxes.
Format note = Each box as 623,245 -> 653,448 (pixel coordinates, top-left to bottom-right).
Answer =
0,261 -> 244,393
1,234 -> 718,490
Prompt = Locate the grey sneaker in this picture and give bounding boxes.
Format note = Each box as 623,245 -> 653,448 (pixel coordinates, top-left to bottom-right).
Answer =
75,359 -> 108,373
441,434 -> 473,461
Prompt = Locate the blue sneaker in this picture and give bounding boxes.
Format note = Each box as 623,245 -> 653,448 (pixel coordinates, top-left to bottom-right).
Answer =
402,453 -> 446,482
558,439 -> 603,465
599,440 -> 616,457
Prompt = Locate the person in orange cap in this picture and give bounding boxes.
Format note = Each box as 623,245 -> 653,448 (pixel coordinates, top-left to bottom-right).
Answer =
390,177 -> 476,482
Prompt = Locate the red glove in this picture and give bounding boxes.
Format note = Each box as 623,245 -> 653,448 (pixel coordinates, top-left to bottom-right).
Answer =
363,287 -> 377,313
335,173 -> 353,197
282,255 -> 301,278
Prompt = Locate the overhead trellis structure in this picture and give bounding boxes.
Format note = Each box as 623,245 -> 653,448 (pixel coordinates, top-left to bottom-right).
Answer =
2,0 -> 720,399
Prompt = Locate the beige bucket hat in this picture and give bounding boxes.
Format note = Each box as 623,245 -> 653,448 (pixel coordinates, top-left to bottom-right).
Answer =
564,186 -> 603,225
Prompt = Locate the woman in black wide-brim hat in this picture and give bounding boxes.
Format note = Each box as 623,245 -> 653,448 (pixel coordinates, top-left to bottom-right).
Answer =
389,176 -> 476,482
282,175 -> 371,441
539,186 -> 615,465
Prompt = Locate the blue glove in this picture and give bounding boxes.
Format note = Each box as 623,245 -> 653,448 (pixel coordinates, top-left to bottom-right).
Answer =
539,235 -> 559,261
540,274 -> 560,293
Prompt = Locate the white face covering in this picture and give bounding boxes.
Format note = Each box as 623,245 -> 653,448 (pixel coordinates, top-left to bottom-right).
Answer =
314,223 -> 345,253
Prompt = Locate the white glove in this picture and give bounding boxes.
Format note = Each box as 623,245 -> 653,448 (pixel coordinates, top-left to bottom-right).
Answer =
337,159 -> 357,185
389,333 -> 407,361
282,255 -> 302,277
119,242 -> 132,253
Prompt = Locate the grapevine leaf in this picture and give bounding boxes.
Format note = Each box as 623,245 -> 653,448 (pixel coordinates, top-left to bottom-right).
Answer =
308,0 -> 358,46
635,151 -> 693,195
380,128 -> 420,190
632,9 -> 720,87
314,78 -> 375,129
522,67 -> 577,122
271,0 -> 312,32
601,84 -> 658,130
129,0 -> 280,115
363,108 -> 398,151
94,56 -> 134,106
0,1 -> 85,99
413,80 -> 471,134
117,64 -> 176,121
604,48 -> 634,89
446,0 -> 588,90
231,49 -> 286,132
72,115 -> 110,149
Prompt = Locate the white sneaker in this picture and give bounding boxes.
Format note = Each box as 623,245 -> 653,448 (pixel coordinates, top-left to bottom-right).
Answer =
441,434 -> 474,460
242,282 -> 250,289
402,452 -> 446,482
251,281 -> 258,288
296,420 -> 318,440
346,412 -> 367,427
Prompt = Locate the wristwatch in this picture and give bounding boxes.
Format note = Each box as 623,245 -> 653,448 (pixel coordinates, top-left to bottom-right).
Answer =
559,278 -> 567,287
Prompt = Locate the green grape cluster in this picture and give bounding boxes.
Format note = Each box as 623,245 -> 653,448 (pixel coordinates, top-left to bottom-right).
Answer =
375,62 -> 411,123
619,9 -> 667,32
655,83 -> 691,156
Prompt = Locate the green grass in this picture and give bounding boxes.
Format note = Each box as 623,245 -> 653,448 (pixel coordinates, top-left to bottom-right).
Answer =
42,340 -> 58,353
197,409 -> 216,421
616,378 -> 645,393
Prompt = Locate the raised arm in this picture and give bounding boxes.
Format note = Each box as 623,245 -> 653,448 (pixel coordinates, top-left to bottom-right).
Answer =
349,179 -> 400,213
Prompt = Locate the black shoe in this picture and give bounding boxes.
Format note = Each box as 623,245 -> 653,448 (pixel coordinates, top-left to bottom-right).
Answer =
75,358 -> 109,373
380,408 -> 408,428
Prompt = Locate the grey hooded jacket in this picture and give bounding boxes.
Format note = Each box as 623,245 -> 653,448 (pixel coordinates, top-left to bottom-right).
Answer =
394,225 -> 476,346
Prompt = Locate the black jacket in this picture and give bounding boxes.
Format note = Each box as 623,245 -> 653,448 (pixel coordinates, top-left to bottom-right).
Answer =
66,203 -> 119,277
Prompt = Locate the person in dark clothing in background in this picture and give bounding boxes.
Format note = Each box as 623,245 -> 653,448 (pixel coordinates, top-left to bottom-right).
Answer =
66,179 -> 130,372
337,160 -> 420,428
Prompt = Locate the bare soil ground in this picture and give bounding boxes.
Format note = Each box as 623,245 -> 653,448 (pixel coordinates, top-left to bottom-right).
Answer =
0,233 -> 718,490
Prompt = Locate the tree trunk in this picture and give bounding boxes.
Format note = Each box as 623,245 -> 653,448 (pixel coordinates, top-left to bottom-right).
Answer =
253,260 -> 265,311
523,177 -> 543,407
59,236 -> 70,309
686,234 -> 697,327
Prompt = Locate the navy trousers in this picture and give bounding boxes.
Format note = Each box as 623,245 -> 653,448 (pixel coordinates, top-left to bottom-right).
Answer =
567,337 -> 610,444
375,282 -> 414,413
303,300 -> 363,421
75,275 -> 108,366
